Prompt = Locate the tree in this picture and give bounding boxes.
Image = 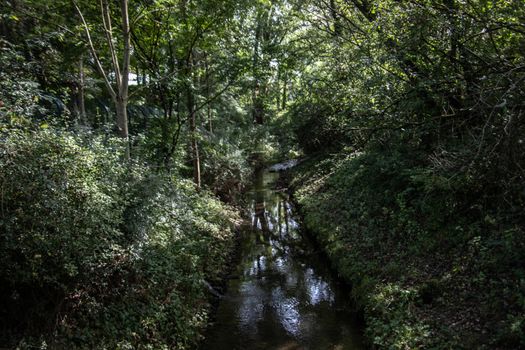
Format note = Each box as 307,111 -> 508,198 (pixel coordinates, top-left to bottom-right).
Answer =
74,0 -> 131,155
131,0 -> 247,185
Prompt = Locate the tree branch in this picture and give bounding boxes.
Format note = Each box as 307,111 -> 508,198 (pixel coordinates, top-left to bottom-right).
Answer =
73,0 -> 117,100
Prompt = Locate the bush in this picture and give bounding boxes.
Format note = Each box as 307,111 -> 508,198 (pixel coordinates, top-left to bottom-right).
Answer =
0,41 -> 47,128
200,133 -> 250,202
0,130 -> 128,320
0,128 -> 237,348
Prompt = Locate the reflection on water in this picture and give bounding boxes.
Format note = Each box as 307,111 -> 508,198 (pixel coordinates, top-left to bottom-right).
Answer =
202,169 -> 364,350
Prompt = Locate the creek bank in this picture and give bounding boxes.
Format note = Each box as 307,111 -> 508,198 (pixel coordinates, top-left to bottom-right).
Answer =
287,152 -> 525,349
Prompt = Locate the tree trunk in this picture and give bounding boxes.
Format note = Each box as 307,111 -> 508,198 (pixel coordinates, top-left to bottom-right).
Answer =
190,108 -> 201,189
116,97 -> 130,158
78,54 -> 87,124
276,65 -> 281,111
115,98 -> 128,138
282,75 -> 287,110
204,52 -> 213,133
119,0 -> 130,133
252,11 -> 264,125
187,53 -> 201,189
118,0 -> 131,159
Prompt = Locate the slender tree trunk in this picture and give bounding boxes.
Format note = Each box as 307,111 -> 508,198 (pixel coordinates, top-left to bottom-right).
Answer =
189,108 -> 201,188
277,199 -> 282,236
252,12 -> 264,125
118,0 -> 131,158
282,75 -> 287,110
119,0 -> 130,137
78,54 -> 87,124
276,65 -> 281,111
115,97 -> 128,138
204,52 -> 213,133
187,53 -> 201,189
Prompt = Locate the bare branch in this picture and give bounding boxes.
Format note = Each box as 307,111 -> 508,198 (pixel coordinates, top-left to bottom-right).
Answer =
73,0 -> 117,100
101,0 -> 121,88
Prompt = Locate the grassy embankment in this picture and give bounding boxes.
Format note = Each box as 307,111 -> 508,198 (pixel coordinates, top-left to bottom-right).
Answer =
290,148 -> 524,349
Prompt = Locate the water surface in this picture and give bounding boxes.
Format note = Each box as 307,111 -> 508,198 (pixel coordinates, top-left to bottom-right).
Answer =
202,169 -> 364,350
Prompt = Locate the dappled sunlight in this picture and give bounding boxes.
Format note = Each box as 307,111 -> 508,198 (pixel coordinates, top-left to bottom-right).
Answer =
2,0 -> 522,347
202,168 -> 364,349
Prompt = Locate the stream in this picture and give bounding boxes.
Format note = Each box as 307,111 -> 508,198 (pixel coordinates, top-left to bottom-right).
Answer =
201,168 -> 365,350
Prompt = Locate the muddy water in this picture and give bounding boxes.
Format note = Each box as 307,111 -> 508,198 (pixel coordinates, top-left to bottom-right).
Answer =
202,169 -> 364,350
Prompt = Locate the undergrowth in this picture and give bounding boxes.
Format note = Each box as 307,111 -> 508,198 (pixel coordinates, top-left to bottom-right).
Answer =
0,128 -> 238,349
291,145 -> 525,349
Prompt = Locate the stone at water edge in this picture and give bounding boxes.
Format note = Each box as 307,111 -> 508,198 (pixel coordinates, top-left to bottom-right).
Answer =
268,159 -> 300,172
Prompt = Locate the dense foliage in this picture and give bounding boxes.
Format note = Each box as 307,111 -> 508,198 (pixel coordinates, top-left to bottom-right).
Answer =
284,0 -> 525,348
291,148 -> 524,349
0,129 -> 237,348
1,0 -> 524,348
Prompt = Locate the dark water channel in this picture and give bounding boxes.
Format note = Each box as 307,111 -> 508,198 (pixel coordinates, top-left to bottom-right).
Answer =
202,169 -> 364,350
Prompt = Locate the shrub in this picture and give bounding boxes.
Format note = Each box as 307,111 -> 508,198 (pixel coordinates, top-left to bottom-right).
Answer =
201,134 -> 250,201
0,128 -> 237,348
0,129 -> 128,336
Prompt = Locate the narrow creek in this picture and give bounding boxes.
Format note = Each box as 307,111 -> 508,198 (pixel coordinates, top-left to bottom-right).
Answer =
202,168 -> 365,349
